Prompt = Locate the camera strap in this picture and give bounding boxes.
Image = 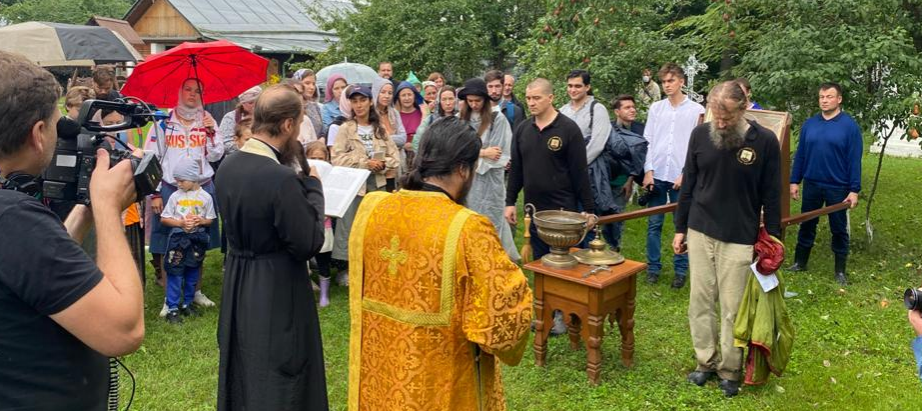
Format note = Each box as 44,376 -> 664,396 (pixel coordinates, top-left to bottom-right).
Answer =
0,172 -> 43,199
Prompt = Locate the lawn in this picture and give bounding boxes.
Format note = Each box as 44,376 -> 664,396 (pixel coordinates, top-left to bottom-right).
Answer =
120,152 -> 921,410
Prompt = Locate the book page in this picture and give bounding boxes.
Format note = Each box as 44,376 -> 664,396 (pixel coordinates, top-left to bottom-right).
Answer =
308,160 -> 370,218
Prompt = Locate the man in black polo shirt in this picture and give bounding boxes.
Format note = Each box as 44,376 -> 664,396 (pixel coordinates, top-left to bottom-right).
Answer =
674,81 -> 781,397
0,51 -> 145,410
505,78 -> 594,336
505,77 -> 595,253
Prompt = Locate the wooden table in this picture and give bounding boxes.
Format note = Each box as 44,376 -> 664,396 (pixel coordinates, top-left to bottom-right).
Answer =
525,259 -> 647,385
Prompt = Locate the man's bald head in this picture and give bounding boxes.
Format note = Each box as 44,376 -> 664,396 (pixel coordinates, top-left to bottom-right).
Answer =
251,84 -> 303,137
526,78 -> 554,95
525,78 -> 555,117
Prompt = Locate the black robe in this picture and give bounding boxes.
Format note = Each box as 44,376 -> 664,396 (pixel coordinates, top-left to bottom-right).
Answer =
215,140 -> 329,411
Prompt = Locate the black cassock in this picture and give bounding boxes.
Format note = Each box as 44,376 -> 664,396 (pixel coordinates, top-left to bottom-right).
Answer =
215,140 -> 329,411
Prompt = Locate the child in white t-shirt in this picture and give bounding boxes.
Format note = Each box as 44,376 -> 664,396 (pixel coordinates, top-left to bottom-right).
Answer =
160,159 -> 216,323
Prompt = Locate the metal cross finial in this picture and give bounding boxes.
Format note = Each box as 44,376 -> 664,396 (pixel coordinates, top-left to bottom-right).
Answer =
683,54 -> 708,103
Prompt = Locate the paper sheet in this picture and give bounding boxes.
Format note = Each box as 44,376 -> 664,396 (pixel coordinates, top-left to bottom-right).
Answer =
750,260 -> 779,292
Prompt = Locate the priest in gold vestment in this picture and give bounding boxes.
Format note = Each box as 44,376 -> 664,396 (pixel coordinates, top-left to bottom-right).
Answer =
348,117 -> 533,411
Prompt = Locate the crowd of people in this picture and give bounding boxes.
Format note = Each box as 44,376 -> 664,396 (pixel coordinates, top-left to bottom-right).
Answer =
8,44 -> 919,411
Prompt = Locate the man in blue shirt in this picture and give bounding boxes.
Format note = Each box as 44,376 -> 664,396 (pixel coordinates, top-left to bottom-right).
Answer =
789,82 -> 862,286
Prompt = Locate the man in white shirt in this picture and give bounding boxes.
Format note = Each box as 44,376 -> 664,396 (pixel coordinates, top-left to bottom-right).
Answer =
641,63 -> 705,289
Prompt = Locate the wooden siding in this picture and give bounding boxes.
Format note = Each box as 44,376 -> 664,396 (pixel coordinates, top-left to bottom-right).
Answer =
133,0 -> 199,39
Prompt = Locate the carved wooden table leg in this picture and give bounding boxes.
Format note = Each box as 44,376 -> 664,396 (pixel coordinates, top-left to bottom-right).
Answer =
533,274 -> 548,367
568,314 -> 582,350
586,289 -> 604,385
617,275 -> 637,368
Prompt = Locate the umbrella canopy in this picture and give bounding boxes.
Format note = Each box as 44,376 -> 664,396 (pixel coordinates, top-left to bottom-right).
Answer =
0,21 -> 141,66
316,62 -> 377,96
121,40 -> 269,108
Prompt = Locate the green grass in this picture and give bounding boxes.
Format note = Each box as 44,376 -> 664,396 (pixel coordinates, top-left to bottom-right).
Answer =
120,153 -> 921,410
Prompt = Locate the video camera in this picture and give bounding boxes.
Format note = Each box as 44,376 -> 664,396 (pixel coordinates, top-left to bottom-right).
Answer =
905,287 -> 922,312
43,98 -> 167,205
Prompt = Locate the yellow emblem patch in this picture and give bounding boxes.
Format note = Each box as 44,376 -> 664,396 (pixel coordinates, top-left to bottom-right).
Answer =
547,136 -> 563,151
737,147 -> 756,165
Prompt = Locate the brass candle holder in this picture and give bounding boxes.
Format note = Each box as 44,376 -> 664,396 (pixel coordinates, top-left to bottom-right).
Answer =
573,225 -> 625,266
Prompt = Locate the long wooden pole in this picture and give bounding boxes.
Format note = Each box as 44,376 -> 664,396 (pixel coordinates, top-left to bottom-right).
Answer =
595,202 -> 848,228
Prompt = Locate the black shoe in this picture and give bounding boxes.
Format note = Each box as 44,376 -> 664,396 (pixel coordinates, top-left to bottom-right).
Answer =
834,272 -> 848,286
687,371 -> 716,386
180,305 -> 200,317
165,310 -> 183,324
787,262 -> 807,272
788,245 -> 811,272
646,271 -> 660,284
834,254 -> 848,286
549,310 -> 567,336
671,275 -> 687,289
718,379 -> 740,397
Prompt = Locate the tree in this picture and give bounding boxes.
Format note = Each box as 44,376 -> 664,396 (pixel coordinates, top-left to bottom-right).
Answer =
718,0 -> 922,241
513,0 -> 708,110
306,0 -> 543,83
0,0 -> 132,25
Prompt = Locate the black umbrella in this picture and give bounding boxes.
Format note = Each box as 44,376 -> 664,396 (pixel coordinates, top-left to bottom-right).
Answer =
0,21 -> 142,66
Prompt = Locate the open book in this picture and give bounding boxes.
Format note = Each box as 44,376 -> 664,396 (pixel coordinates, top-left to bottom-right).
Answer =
307,160 -> 371,218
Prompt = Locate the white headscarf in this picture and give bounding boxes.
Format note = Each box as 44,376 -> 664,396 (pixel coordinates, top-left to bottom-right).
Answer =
174,79 -> 204,121
238,86 -> 262,104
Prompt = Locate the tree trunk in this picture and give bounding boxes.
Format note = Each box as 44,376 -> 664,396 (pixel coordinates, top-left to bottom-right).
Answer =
720,46 -> 736,77
864,123 -> 897,244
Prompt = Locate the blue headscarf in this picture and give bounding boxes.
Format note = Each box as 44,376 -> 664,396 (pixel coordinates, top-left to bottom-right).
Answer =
395,81 -> 424,108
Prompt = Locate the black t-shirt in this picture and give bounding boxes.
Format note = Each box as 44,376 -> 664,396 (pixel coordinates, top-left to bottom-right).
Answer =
0,190 -> 108,410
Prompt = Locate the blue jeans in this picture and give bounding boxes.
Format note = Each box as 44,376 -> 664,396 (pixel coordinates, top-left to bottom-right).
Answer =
646,179 -> 688,277
166,265 -> 200,310
796,180 -> 850,256
529,220 -> 551,261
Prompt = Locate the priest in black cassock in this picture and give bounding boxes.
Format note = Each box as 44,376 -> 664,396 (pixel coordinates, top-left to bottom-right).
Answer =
215,84 -> 329,411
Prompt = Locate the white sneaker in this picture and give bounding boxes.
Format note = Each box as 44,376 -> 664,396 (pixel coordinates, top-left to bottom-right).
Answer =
159,301 -> 169,318
193,290 -> 216,307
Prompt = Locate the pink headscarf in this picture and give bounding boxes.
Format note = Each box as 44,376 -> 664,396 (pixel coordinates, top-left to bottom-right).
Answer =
324,74 -> 346,103
339,85 -> 353,120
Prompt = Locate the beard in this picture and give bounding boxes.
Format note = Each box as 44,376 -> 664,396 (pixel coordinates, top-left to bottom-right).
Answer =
278,131 -> 308,174
490,94 -> 501,103
709,119 -> 748,150
456,172 -> 475,205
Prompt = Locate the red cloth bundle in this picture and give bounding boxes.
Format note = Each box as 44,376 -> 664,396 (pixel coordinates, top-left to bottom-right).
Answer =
753,227 -> 785,275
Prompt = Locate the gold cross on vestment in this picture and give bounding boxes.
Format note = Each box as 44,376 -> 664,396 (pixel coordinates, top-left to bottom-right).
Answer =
380,236 -> 408,276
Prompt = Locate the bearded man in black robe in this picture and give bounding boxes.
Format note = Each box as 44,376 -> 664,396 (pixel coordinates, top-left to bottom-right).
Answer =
215,84 -> 328,410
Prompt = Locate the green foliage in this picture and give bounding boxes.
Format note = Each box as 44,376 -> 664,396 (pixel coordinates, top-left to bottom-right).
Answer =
0,0 -> 132,25
729,0 -> 922,135
306,0 -> 543,84
514,0 -> 707,108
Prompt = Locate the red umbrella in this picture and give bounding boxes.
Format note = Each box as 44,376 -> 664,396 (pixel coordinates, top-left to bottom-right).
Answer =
121,40 -> 268,108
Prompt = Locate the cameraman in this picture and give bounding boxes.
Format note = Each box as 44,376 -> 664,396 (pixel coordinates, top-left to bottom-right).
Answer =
909,310 -> 922,382
0,52 -> 144,410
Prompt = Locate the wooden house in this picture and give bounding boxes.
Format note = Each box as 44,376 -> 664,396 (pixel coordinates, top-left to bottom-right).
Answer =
123,0 -> 352,76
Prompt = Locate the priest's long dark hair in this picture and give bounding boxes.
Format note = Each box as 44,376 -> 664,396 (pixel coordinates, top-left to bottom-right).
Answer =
402,117 -> 482,190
